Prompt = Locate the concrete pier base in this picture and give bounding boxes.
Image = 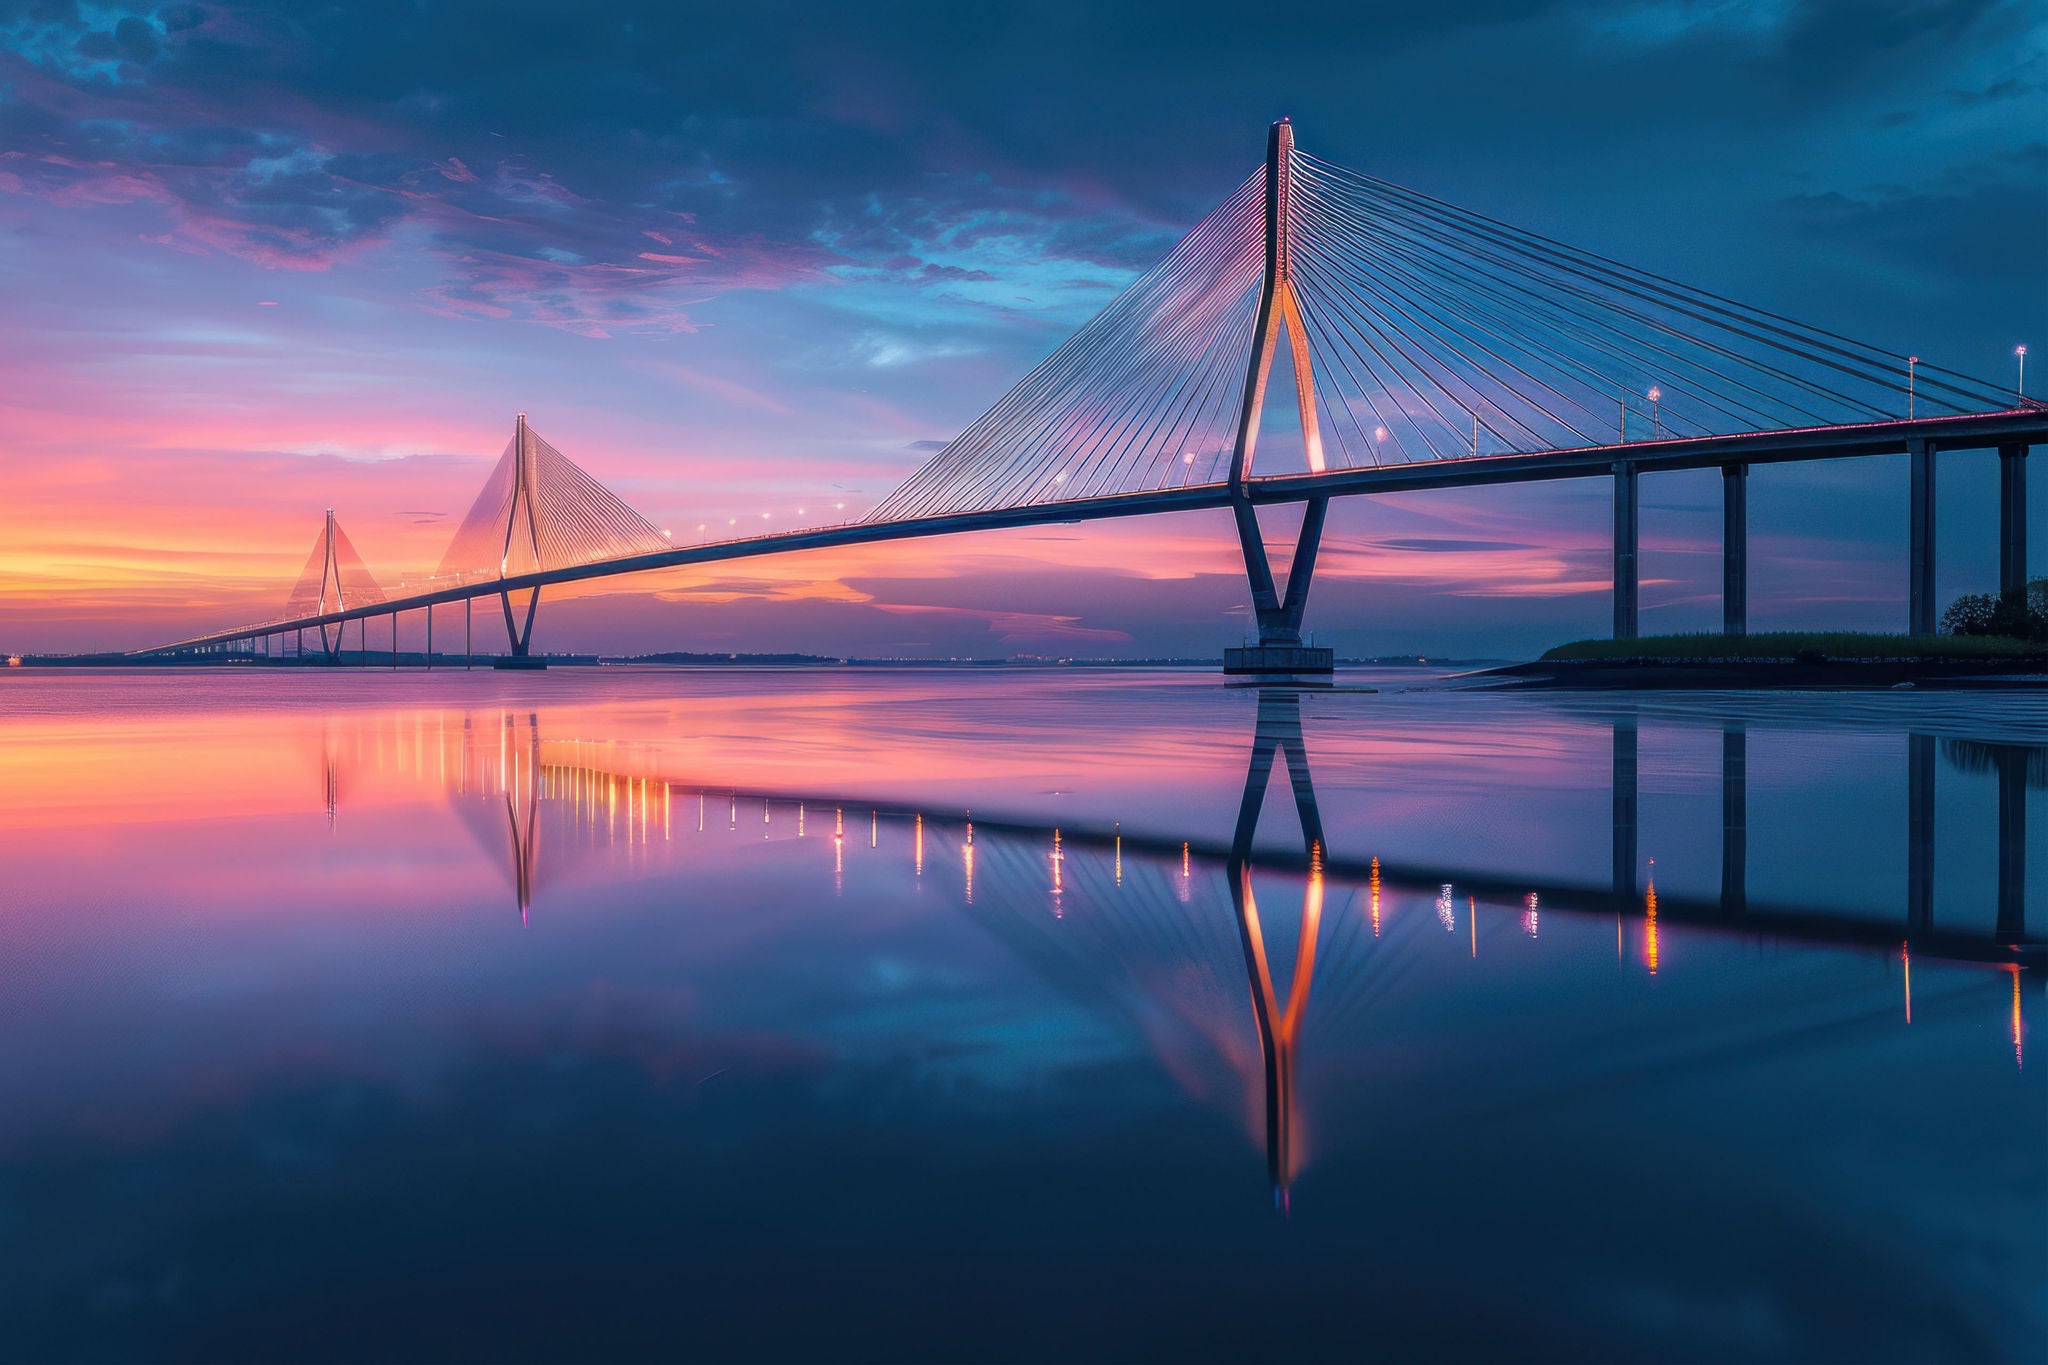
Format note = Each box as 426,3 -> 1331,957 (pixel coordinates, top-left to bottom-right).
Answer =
1224,644 -> 1334,685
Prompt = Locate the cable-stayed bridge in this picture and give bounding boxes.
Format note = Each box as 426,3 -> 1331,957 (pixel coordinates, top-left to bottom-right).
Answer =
137,121 -> 2046,669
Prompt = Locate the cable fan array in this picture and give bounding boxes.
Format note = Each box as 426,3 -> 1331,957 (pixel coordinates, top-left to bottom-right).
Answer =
872,172 -> 1268,522
1283,151 -> 2012,465
875,143 -> 2018,522
437,422 -> 671,583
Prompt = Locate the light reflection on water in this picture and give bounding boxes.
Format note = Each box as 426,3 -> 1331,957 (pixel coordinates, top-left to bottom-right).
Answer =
0,667 -> 2041,1362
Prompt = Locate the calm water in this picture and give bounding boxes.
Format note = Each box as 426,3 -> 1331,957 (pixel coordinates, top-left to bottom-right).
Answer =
1,667 -> 2042,1363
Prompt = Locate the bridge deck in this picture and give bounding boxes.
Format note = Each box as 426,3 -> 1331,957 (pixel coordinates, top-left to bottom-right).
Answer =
138,406 -> 2046,656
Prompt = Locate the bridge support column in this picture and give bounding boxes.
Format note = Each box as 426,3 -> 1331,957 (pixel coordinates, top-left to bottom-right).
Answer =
1722,464 -> 1747,636
2000,444 -> 2028,597
1613,462 -> 1638,639
426,605 -> 433,670
1908,437 -> 1936,635
465,597 -> 473,669
1722,726 -> 1746,913
1224,497 -> 1332,681
1612,717 -> 1638,898
1908,732 -> 1934,935
497,589 -> 546,669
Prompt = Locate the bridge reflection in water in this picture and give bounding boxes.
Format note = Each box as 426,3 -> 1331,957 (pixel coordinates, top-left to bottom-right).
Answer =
323,694 -> 2039,1203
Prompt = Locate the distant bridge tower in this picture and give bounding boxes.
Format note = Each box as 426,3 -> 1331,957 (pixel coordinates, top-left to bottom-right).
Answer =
283,508 -> 387,659
497,413 -> 547,663
437,413 -> 671,665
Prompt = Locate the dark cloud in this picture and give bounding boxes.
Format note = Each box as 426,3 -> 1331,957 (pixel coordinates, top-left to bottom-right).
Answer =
3,0 -> 2039,347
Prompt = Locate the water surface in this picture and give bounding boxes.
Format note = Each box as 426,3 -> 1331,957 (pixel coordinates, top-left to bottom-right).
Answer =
1,668 -> 2041,1362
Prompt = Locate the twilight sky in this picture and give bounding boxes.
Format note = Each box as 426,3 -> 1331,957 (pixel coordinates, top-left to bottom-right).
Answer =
1,0 -> 2043,658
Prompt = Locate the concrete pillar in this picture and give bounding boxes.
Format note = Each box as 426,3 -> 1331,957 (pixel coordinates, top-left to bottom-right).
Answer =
1723,464 -> 1747,636
1612,718 -> 1638,897
1908,733 -> 1934,934
1721,726 -> 1746,914
1908,438 -> 1936,635
1998,749 -> 2027,939
1613,462 -> 1639,639
2000,444 -> 2028,597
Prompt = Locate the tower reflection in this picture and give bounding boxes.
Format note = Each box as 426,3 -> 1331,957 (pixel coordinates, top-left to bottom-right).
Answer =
1228,689 -> 1327,1207
1940,740 -> 2039,939
313,692 -> 2040,1197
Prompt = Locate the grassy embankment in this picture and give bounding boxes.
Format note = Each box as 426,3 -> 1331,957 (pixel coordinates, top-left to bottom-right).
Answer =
1539,632 -> 2045,663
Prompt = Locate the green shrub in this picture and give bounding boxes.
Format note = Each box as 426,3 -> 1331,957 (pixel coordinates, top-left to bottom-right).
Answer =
1539,631 -> 2044,662
1944,577 -> 2048,643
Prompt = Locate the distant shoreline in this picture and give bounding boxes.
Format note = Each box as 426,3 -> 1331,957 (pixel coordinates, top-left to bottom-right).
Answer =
1481,658 -> 2048,690
5,653 -> 1501,671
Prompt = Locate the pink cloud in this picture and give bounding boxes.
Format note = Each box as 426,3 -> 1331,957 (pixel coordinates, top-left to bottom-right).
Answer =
874,603 -> 1135,647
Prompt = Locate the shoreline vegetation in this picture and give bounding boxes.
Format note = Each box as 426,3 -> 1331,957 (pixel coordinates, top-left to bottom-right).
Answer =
1538,631 -> 2046,663
1487,631 -> 2047,689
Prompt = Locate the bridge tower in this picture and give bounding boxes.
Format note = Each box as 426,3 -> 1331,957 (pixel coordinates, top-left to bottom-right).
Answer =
495,413 -> 547,666
282,508 -> 387,661
316,508 -> 344,658
1225,119 -> 1334,683
431,412 -> 671,668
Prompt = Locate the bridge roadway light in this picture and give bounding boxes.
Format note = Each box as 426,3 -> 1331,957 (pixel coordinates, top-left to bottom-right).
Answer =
1907,356 -> 1918,419
1648,386 -> 1662,439
2019,345 -> 2028,400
